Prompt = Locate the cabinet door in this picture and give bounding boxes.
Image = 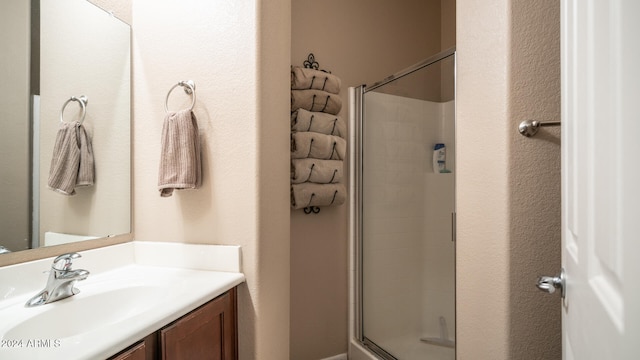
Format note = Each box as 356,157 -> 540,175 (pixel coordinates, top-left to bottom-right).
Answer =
110,341 -> 146,360
109,333 -> 157,360
161,289 -> 237,360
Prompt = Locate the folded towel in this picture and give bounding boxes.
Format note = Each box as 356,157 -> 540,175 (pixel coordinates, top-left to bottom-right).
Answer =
291,89 -> 342,115
291,109 -> 346,138
291,132 -> 346,160
291,158 -> 343,184
47,122 -> 94,195
158,109 -> 201,197
291,183 -> 346,210
291,66 -> 341,94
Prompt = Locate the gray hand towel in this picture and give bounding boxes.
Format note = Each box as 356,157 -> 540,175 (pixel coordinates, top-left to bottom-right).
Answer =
291,159 -> 343,184
158,109 -> 201,197
291,66 -> 341,94
291,132 -> 346,160
291,89 -> 342,115
290,183 -> 346,210
47,123 -> 94,195
291,109 -> 346,138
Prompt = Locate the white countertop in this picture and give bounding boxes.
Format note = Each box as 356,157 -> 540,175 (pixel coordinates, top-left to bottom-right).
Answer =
0,241 -> 245,360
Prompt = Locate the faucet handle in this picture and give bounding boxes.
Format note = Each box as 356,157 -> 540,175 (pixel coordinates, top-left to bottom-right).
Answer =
52,252 -> 82,271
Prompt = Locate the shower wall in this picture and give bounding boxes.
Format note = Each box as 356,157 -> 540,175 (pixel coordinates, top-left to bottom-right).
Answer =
362,92 -> 454,359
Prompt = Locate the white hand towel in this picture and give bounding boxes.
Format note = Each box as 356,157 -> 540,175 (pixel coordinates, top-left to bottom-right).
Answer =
291,132 -> 346,160
291,183 -> 346,210
158,109 -> 201,197
291,89 -> 342,115
291,109 -> 346,138
291,66 -> 341,94
291,158 -> 343,184
47,123 -> 94,195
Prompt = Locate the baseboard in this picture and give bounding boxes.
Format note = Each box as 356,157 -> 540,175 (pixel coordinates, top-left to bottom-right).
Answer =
320,353 -> 348,360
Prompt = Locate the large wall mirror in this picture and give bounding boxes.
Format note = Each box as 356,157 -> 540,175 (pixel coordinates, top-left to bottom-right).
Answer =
0,0 -> 131,255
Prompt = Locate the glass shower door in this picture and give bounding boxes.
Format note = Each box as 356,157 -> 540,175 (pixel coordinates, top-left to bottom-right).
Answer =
359,50 -> 455,360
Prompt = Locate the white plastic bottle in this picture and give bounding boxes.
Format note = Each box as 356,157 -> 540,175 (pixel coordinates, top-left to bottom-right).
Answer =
433,143 -> 446,173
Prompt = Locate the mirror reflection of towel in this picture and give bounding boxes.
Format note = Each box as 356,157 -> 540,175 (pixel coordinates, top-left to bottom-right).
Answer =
47,122 -> 94,196
158,109 -> 201,197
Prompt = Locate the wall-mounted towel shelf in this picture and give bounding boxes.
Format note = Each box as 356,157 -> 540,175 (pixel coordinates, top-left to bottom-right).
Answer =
304,206 -> 320,214
292,54 -> 345,215
304,53 -> 320,70
518,119 -> 561,137
165,80 -> 196,113
60,95 -> 88,125
303,53 -> 332,74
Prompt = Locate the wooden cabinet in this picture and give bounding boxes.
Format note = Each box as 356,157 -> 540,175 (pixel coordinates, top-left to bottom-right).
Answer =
109,288 -> 237,360
110,341 -> 147,360
161,288 -> 237,360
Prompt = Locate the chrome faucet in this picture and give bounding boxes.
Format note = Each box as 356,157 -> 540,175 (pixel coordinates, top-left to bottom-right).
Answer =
25,252 -> 90,307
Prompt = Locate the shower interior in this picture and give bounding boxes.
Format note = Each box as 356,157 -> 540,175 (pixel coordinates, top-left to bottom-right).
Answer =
350,49 -> 455,360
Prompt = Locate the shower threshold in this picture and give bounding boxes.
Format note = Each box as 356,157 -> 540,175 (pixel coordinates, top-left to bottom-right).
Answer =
420,316 -> 455,348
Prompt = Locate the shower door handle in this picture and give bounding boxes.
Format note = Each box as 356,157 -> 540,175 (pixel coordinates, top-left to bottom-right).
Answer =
536,268 -> 565,299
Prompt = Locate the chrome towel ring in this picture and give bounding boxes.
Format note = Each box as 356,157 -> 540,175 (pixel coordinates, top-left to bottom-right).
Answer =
165,80 -> 196,113
60,96 -> 89,125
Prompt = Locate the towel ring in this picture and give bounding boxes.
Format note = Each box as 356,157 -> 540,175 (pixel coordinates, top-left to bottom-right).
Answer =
60,96 -> 88,125
165,80 -> 196,113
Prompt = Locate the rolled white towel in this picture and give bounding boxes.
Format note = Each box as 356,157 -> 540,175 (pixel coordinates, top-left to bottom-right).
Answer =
291,89 -> 342,115
291,109 -> 346,138
291,158 -> 343,184
291,132 -> 346,160
291,66 -> 341,94
291,183 -> 346,210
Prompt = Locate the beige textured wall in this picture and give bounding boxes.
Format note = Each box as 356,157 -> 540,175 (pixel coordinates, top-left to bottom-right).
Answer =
508,0 -> 561,357
0,0 -> 30,252
291,1 -> 443,359
132,1 -> 290,359
457,0 -> 561,359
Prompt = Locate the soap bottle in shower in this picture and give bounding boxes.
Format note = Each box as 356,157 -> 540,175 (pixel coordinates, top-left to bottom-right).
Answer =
433,143 -> 446,173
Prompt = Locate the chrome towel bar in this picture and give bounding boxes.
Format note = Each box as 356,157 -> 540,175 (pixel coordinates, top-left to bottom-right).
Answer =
518,119 -> 561,137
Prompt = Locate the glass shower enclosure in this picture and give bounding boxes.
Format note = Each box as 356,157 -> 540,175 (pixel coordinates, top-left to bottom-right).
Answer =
350,49 -> 455,360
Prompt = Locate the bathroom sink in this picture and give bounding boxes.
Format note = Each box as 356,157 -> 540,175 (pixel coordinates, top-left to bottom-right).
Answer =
4,284 -> 163,339
0,242 -> 245,360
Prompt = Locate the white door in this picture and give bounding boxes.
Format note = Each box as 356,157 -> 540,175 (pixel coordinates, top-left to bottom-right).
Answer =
561,0 -> 640,359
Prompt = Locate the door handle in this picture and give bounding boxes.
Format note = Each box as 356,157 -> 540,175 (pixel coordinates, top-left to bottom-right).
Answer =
536,268 -> 565,299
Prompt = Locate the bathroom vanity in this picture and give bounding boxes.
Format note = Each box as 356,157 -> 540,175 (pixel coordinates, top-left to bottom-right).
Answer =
0,242 -> 244,360
111,288 -> 237,360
